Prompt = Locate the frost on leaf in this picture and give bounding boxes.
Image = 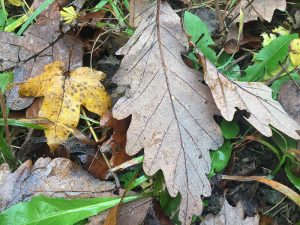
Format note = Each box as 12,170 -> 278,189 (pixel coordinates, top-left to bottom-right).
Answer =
200,56 -> 300,140
112,1 -> 223,224
19,61 -> 111,150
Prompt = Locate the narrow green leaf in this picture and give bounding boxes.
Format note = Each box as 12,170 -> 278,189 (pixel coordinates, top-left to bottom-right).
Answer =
209,140 -> 232,177
220,119 -> 239,139
183,11 -> 217,63
0,72 -> 13,93
0,118 -> 45,129
285,161 -> 300,192
0,195 -> 142,225
242,34 -> 298,81
17,0 -> 54,36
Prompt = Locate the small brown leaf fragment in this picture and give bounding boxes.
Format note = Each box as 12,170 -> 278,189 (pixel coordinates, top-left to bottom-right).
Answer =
0,157 -> 115,212
201,197 -> 259,225
199,54 -> 300,140
230,0 -> 286,23
1,1 -> 83,110
19,61 -> 111,150
26,97 -> 43,118
100,112 -> 131,167
82,152 -> 110,180
112,2 -> 223,224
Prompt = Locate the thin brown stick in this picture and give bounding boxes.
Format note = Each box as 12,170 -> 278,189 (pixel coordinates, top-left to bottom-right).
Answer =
0,92 -> 12,148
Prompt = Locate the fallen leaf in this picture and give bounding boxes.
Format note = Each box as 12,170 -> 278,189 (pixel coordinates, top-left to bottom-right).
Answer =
112,2 -> 223,224
0,157 -> 116,212
289,38 -> 300,67
19,61 -> 111,149
1,1 -> 83,110
87,197 -> 152,225
100,112 -> 131,167
198,52 -> 300,140
231,0 -> 286,23
278,81 -> 300,124
222,175 -> 300,207
129,0 -> 152,27
201,197 -> 259,225
25,97 -> 43,118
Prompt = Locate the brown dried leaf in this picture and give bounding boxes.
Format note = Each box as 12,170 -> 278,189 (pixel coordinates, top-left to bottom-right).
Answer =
231,0 -> 286,23
112,2 -> 223,224
200,55 -> 300,140
201,198 -> 259,225
100,112 -> 131,167
1,1 -> 83,110
0,157 -> 115,212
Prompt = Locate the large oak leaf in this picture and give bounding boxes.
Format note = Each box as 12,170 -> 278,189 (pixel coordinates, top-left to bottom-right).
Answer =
112,1 -> 223,224
200,55 -> 300,140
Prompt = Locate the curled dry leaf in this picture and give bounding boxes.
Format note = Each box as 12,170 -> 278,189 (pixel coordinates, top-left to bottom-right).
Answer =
0,1 -> 83,110
231,0 -> 286,23
19,61 -> 111,149
100,112 -> 131,167
198,54 -> 300,140
112,1 -> 223,224
201,198 -> 259,225
0,157 -> 115,212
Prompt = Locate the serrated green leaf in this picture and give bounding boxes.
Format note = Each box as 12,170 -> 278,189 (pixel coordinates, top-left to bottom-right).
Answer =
242,34 -> 298,81
0,195 -> 142,225
220,119 -> 239,139
183,11 -> 217,63
209,140 -> 232,177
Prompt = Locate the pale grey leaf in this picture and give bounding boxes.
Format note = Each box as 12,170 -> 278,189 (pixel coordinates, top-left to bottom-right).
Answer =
201,198 -> 259,225
112,2 -> 223,224
202,57 -> 300,139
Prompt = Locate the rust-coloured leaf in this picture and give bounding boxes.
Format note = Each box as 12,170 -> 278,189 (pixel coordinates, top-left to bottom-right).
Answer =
231,0 -> 286,23
19,61 -> 111,149
1,1 -> 83,110
198,54 -> 300,140
100,112 -> 131,167
201,197 -> 259,225
112,2 -> 223,224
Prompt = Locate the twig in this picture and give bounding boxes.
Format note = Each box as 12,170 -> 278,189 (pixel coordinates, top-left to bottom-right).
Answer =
81,109 -> 120,188
215,0 -> 224,31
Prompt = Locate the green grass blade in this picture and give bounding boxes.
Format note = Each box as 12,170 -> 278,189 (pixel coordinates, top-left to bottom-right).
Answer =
17,0 -> 54,36
0,118 -> 45,129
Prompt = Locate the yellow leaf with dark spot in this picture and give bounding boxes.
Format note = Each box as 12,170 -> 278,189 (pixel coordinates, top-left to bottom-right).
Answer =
19,61 -> 111,150
289,38 -> 300,67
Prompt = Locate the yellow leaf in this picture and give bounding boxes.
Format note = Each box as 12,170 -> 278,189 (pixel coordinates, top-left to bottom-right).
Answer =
7,0 -> 24,7
60,6 -> 78,24
289,38 -> 300,67
19,61 -> 111,150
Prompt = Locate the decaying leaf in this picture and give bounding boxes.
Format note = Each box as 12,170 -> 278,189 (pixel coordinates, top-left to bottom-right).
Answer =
1,1 -> 83,110
0,157 -> 115,212
19,61 -> 111,149
100,112 -> 131,167
112,2 -> 223,224
199,54 -> 300,140
201,198 -> 259,225
231,0 -> 286,23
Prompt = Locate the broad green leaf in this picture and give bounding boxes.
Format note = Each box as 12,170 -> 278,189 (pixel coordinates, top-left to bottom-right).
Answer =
217,54 -> 241,80
184,11 -> 217,63
285,161 -> 300,192
270,71 -> 300,98
209,140 -> 232,177
220,119 -> 239,139
0,195 -> 142,225
242,34 -> 298,81
0,72 -> 13,93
